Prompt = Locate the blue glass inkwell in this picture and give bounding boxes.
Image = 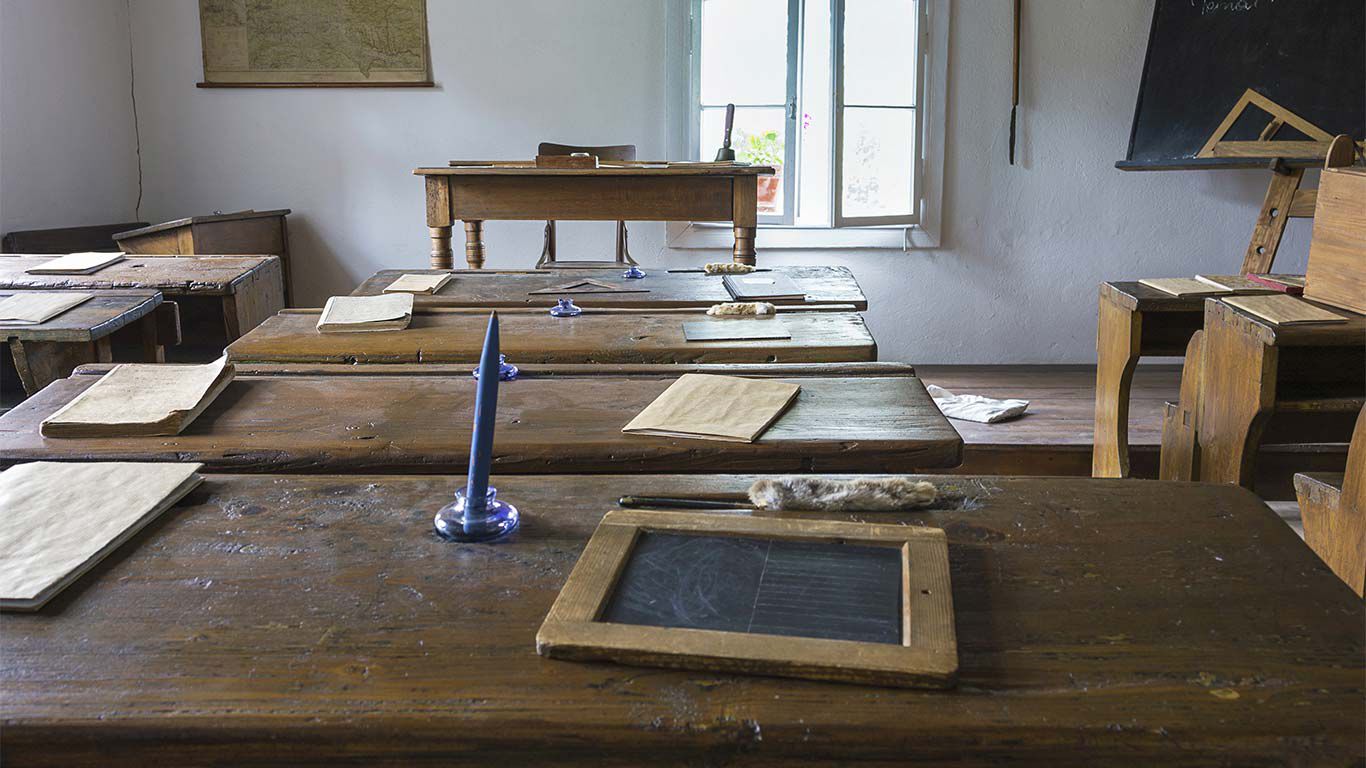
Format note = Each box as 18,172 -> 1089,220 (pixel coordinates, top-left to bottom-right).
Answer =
549,297 -> 582,317
471,353 -> 518,381
622,264 -> 646,279
434,312 -> 520,543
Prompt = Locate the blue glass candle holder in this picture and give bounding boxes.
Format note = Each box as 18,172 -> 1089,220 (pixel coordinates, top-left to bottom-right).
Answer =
549,298 -> 582,317
622,264 -> 646,279
472,353 -> 518,381
434,486 -> 520,542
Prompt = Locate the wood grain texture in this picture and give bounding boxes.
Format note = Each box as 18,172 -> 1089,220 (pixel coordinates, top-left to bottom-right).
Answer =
352,266 -> 869,310
423,165 -> 776,176
1304,168 -> 1366,314
0,291 -> 161,343
0,473 -> 1359,766
0,255 -> 281,296
227,309 -> 876,364
0,367 -> 960,473
1294,406 -> 1366,595
111,212 -> 293,304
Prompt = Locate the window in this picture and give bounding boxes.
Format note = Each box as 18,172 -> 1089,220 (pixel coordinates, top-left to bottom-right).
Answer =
690,0 -> 929,230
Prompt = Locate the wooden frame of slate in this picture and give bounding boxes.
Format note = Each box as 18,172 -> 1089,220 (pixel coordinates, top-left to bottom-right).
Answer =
537,510 -> 957,688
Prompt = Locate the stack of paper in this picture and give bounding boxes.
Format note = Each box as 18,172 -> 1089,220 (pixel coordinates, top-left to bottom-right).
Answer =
25,252 -> 125,275
41,357 -> 235,437
317,293 -> 413,333
383,273 -> 453,294
0,292 -> 93,325
0,462 -> 203,611
623,373 -> 800,443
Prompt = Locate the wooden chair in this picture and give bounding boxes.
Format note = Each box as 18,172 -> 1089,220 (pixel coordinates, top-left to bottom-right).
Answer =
1294,406 -> 1366,596
536,142 -> 638,269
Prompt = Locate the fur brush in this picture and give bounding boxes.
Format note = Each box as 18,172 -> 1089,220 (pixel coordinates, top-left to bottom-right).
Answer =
703,262 -> 756,275
706,301 -> 776,316
748,476 -> 937,512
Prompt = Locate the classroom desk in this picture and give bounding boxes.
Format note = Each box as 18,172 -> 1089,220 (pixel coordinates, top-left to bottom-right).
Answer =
0,255 -> 285,349
0,363 -> 960,474
227,306 -> 876,365
2,473 -> 1359,766
111,210 -> 293,304
1092,281 -> 1205,477
1194,297 -> 1365,487
415,165 -> 774,268
2,290 -> 169,394
352,266 -> 869,310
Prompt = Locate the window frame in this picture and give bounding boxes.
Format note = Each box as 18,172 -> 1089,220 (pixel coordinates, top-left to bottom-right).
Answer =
689,0 -> 802,225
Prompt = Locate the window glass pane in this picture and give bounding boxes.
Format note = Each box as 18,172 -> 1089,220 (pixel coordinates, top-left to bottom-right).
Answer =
700,0 -> 790,105
702,106 -> 787,215
842,0 -> 917,107
840,107 -> 914,218
796,0 -> 832,226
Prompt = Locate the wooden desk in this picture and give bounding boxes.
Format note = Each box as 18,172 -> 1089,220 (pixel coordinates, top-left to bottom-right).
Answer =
112,210 -> 293,303
1092,281 -> 1206,477
2,290 -> 168,394
353,266 -> 868,311
0,255 -> 285,352
415,165 -> 774,268
2,473 -> 1359,766
227,306 -> 876,365
1194,298 -> 1365,487
0,363 -> 960,474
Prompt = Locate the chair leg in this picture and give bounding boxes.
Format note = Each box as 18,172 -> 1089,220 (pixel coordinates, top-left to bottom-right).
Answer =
616,221 -> 637,265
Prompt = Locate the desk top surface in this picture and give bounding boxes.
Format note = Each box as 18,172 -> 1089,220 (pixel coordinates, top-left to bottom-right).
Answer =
0,255 -> 280,295
112,209 -> 291,238
2,472 -> 1359,766
0,363 -> 959,474
1207,295 -> 1366,346
227,307 -> 875,365
352,266 -> 869,310
419,163 -> 776,177
0,290 -> 162,342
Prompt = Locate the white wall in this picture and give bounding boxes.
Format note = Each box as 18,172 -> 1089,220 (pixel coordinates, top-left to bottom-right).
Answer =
5,0 -> 1312,363
0,0 -> 141,232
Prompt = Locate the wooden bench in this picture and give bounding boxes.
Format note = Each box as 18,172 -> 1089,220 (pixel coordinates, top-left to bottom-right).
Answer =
1,290 -> 173,395
351,265 -> 869,310
112,210 -> 293,304
1294,406 -> 1366,596
1,222 -> 148,254
1,473 -> 1358,765
0,255 -> 285,356
0,362 -> 961,474
227,306 -> 876,365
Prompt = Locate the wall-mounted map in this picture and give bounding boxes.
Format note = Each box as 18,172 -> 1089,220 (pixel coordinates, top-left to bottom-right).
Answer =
198,0 -> 431,86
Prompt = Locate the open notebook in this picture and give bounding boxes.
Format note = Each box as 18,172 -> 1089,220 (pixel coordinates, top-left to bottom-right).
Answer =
317,293 -> 414,332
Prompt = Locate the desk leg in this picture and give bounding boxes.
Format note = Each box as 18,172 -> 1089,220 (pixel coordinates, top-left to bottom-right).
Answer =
426,176 -> 454,269
429,227 -> 454,269
463,221 -> 486,269
138,312 -> 166,363
9,339 -> 100,395
732,176 -> 758,265
1092,293 -> 1143,477
1197,305 -> 1276,487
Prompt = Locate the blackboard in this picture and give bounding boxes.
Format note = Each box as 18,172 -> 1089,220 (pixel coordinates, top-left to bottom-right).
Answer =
601,531 -> 903,644
1119,0 -> 1364,170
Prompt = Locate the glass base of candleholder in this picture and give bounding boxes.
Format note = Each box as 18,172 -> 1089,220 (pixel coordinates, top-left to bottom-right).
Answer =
434,486 -> 520,542
622,265 -> 646,279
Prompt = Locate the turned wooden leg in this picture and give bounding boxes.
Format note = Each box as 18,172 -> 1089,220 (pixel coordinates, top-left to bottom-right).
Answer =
9,339 -> 100,395
732,176 -> 758,265
1092,293 -> 1144,477
463,221 -> 486,270
1197,302 -> 1277,487
429,226 -> 454,269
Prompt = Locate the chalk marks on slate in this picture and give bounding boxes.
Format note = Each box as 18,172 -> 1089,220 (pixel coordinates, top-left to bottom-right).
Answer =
601,531 -> 903,645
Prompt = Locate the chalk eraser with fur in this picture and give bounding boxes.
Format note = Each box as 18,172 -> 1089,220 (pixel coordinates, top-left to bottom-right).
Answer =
748,476 -> 937,512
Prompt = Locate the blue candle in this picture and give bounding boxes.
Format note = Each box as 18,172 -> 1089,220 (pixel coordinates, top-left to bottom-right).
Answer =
465,312 -> 500,517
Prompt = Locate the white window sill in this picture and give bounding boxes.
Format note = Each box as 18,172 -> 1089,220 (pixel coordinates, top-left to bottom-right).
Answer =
666,222 -> 937,250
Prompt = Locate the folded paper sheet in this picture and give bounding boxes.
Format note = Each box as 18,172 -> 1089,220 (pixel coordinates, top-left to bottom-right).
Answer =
0,292 -> 93,325
383,273 -> 453,294
927,384 -> 1029,424
0,462 -> 203,610
41,357 -> 235,437
25,252 -> 125,275
1137,277 -> 1230,297
1224,294 -> 1349,325
623,373 -> 800,443
682,319 -> 791,341
317,293 -> 414,332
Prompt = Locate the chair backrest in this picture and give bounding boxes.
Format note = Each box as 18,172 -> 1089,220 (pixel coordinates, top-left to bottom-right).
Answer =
538,142 -> 637,162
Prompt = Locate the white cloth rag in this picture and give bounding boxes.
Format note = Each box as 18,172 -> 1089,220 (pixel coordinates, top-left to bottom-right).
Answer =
926,385 -> 1029,424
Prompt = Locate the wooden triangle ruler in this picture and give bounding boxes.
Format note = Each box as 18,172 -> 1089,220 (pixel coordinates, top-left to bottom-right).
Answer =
1197,88 -> 1348,160
528,279 -> 649,295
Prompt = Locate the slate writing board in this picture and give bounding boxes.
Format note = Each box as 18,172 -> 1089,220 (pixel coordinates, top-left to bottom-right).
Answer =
600,531 -> 903,644
1120,0 -> 1364,170
681,320 -> 792,342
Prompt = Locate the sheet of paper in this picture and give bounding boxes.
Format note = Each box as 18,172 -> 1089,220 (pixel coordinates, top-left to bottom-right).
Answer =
1194,275 -> 1278,294
317,293 -> 413,332
383,273 -> 452,294
1137,277 -> 1229,297
41,357 -> 234,437
0,462 -> 203,610
1223,295 -> 1349,325
623,373 -> 800,443
0,292 -> 93,324
682,319 -> 791,342
25,252 -> 125,275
